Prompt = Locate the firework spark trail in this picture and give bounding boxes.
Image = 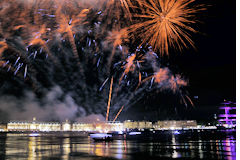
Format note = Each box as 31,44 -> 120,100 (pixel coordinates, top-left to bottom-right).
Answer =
0,0 -> 89,77
0,39 -> 50,92
24,65 -> 28,79
57,8 -> 89,65
99,78 -> 109,91
28,32 -> 53,62
0,41 -> 8,56
140,67 -> 188,93
142,68 -> 169,84
113,105 -> 124,122
136,71 -> 142,89
169,75 -> 188,93
119,54 -> 136,83
127,0 -> 203,55
185,95 -> 194,107
106,28 -> 129,67
0,42 -> 25,75
103,0 -> 133,27
106,76 -> 113,121
181,94 -> 188,107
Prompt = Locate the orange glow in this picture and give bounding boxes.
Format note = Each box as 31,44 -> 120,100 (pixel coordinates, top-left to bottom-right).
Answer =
106,77 -> 114,121
154,68 -> 169,83
119,54 -> 136,83
142,68 -> 168,84
106,28 -> 129,66
0,41 -> 8,56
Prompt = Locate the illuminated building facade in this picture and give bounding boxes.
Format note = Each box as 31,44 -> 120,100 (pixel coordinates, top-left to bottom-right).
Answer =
123,120 -> 196,130
123,120 -> 153,129
106,121 -> 124,131
62,119 -> 71,131
123,120 -> 138,129
138,121 -> 153,129
154,120 -> 197,130
2,119 -> 198,132
218,101 -> 236,128
72,123 -> 95,132
7,117 -> 61,132
4,118 -> 124,132
72,121 -> 123,132
7,121 -> 61,132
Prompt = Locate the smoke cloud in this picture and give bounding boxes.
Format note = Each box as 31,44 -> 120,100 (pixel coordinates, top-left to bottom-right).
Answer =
76,114 -> 105,123
0,86 -> 86,122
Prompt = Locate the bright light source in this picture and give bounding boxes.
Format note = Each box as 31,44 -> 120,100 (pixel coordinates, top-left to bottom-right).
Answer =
129,132 -> 141,135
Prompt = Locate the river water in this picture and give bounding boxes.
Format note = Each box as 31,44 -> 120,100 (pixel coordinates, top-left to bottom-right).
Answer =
0,131 -> 236,160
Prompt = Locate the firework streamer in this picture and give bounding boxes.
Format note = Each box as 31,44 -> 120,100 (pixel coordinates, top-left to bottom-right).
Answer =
99,77 -> 109,91
185,95 -> 195,107
106,76 -> 113,121
24,65 -> 28,79
113,105 -> 124,122
0,41 -> 8,55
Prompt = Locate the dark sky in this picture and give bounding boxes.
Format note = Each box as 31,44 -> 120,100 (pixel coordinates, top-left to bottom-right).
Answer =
180,0 -> 236,103
122,0 -> 236,122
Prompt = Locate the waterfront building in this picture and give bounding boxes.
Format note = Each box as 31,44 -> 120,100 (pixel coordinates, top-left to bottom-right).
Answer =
62,119 -> 71,131
138,121 -> 153,129
123,120 -> 138,129
3,118 -> 200,132
154,120 -> 197,130
38,122 -> 61,131
123,120 -> 136,129
106,121 -> 124,131
123,120 -> 153,129
7,118 -> 61,132
72,123 -> 94,131
8,121 -> 35,131
72,121 -> 123,132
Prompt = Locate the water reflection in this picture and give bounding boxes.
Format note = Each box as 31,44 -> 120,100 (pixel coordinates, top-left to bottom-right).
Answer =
171,134 -> 180,158
0,132 -> 236,160
62,138 -> 70,159
28,136 -> 37,160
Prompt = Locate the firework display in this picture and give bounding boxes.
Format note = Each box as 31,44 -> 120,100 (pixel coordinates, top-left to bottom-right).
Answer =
0,0 -> 203,121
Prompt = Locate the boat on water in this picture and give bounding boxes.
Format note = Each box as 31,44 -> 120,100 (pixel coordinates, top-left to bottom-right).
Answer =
89,133 -> 113,141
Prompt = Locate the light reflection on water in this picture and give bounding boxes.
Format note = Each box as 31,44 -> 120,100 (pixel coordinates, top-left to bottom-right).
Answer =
0,133 -> 236,160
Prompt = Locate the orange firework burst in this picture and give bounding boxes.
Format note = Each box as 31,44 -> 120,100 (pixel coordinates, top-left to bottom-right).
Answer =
128,0 -> 204,55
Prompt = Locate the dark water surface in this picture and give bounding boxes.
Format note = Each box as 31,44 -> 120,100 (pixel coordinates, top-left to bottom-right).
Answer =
0,131 -> 236,160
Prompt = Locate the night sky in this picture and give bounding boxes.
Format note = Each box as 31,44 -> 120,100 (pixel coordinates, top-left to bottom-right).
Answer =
122,0 -> 236,122
0,0 -> 236,122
